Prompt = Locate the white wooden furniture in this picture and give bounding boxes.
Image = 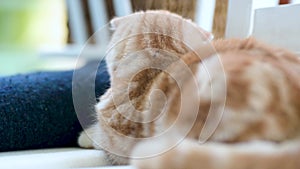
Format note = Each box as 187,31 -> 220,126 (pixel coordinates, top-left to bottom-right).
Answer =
66,0 -> 132,45
226,0 -> 300,54
43,0 -> 300,58
252,4 -> 300,53
41,0 -> 133,59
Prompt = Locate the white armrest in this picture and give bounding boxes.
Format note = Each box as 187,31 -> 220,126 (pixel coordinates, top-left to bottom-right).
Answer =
0,148 -> 106,169
252,4 -> 300,53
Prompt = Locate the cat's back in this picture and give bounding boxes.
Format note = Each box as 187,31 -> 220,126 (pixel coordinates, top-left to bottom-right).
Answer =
201,38 -> 300,142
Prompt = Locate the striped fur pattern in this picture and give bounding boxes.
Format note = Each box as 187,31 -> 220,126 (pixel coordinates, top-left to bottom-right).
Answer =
78,10 -> 300,168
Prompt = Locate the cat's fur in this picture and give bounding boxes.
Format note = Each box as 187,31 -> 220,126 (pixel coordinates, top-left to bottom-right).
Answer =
78,10 -> 300,168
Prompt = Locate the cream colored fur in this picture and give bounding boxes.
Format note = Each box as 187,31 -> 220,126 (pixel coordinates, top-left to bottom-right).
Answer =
78,10 -> 300,168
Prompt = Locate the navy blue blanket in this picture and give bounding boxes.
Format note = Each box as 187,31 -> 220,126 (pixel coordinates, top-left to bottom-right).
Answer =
0,61 -> 110,151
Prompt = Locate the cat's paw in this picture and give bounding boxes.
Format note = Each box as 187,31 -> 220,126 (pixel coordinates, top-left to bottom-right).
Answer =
78,131 -> 94,148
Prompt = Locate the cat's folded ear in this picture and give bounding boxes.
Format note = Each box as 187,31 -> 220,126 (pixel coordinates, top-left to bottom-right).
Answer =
110,12 -> 140,30
109,11 -> 144,30
203,30 -> 214,41
110,14 -> 135,30
109,17 -> 122,30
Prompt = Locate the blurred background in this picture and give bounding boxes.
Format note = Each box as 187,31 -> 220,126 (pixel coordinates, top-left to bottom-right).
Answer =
0,0 -> 298,76
0,0 -> 68,75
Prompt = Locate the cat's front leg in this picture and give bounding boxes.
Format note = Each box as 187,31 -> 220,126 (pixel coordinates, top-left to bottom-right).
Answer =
78,124 -> 129,165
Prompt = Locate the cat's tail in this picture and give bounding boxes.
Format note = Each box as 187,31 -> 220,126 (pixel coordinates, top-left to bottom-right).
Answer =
131,138 -> 300,169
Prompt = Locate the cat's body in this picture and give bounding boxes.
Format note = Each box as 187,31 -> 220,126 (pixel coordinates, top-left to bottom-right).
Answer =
79,10 -> 300,168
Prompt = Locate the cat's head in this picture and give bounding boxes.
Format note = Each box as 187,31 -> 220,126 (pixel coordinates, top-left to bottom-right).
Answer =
109,10 -> 213,43
105,10 -> 213,78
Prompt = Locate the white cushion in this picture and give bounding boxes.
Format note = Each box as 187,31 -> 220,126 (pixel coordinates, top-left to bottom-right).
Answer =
0,148 -> 134,169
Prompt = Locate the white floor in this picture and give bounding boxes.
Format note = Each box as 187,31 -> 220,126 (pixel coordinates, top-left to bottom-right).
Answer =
0,148 -> 135,169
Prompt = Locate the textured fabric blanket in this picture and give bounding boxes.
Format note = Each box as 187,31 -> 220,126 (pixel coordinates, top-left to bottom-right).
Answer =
0,61 -> 110,151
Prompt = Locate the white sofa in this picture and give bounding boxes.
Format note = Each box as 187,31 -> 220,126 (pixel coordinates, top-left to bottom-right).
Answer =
0,148 -> 135,169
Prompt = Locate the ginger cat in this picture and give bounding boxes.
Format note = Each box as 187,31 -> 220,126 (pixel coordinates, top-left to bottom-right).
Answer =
78,10 -> 300,168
